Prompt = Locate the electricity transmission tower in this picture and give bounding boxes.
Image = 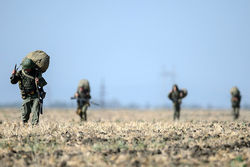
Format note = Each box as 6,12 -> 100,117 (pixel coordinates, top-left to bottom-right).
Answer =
160,66 -> 176,108
161,67 -> 176,85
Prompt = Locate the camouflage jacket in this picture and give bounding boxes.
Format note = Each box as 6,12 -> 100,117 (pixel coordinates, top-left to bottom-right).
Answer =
76,89 -> 91,100
231,94 -> 241,107
75,89 -> 91,106
10,70 -> 47,99
168,90 -> 183,105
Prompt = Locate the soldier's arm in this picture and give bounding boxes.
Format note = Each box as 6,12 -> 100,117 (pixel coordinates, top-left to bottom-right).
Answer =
86,94 -> 91,99
168,92 -> 173,100
85,91 -> 91,99
74,92 -> 79,98
10,71 -> 21,84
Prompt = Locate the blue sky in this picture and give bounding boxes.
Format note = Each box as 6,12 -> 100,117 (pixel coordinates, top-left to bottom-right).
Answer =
1,0 -> 250,108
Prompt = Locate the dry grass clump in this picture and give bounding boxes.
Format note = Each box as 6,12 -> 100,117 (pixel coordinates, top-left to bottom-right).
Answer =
0,108 -> 249,167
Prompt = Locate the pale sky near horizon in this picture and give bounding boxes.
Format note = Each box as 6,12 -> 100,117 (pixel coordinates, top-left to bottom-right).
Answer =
1,0 -> 250,108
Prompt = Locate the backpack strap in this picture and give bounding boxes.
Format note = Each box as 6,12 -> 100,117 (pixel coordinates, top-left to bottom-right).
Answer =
21,69 -> 35,80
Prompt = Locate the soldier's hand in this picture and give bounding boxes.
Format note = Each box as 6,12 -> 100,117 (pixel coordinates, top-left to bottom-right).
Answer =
12,69 -> 16,75
12,64 -> 17,75
232,97 -> 238,102
180,92 -> 183,98
75,93 -> 79,98
35,77 -> 39,84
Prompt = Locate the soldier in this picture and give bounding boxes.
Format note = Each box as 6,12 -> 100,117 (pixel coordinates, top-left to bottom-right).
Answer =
10,58 -> 47,125
230,87 -> 241,120
74,79 -> 91,121
168,84 -> 187,120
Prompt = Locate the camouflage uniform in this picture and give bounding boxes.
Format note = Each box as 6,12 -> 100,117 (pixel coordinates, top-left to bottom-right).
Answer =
168,85 -> 187,120
75,87 -> 91,121
10,59 -> 47,125
231,90 -> 241,120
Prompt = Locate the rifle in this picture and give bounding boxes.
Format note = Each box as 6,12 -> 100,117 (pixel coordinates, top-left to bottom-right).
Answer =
35,78 -> 46,115
70,97 -> 99,106
12,64 -> 20,75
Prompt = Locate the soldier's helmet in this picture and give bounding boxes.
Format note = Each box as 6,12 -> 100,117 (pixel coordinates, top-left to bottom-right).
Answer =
172,84 -> 179,91
21,58 -> 36,70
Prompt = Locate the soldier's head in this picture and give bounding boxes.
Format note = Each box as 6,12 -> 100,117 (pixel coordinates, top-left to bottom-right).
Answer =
172,84 -> 179,91
21,58 -> 36,72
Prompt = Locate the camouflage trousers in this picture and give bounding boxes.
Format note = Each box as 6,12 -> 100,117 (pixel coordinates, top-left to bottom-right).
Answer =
232,107 -> 240,120
173,103 -> 181,120
21,98 -> 40,125
76,103 -> 89,121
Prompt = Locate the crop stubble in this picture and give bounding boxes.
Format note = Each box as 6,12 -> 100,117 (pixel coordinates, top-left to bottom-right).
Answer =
0,108 -> 249,167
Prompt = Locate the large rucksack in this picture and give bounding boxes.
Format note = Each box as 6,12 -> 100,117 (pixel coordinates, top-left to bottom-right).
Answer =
78,79 -> 90,92
23,50 -> 50,73
181,89 -> 188,98
230,87 -> 240,96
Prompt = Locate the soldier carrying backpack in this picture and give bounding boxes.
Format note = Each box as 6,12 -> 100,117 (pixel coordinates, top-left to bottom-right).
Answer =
168,84 -> 188,121
10,50 -> 49,125
230,86 -> 241,120
72,79 -> 91,121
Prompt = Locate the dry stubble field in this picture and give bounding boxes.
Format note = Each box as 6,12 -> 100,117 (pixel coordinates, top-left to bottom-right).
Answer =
0,108 -> 249,167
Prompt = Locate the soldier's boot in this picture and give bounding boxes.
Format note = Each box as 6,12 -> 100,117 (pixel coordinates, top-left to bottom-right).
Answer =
80,115 -> 84,121
80,111 -> 87,121
22,123 -> 29,128
23,119 -> 29,125
80,112 -> 86,121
